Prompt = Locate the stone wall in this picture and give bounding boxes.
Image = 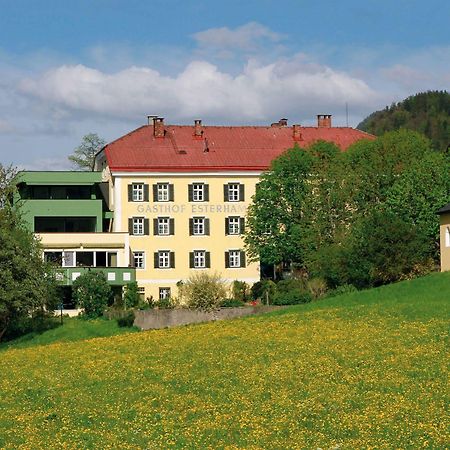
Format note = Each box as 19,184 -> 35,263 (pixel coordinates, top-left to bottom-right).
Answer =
134,306 -> 282,330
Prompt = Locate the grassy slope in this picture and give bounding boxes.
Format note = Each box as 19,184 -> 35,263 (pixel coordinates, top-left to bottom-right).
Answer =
0,317 -> 138,351
0,273 -> 449,449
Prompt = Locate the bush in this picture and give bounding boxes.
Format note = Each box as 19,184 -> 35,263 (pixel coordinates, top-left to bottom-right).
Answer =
116,310 -> 135,328
307,277 -> 328,300
72,271 -> 112,319
220,298 -> 245,307
276,278 -> 306,293
326,284 -> 358,298
179,272 -> 228,311
232,280 -> 250,303
272,289 -> 312,305
251,279 -> 276,304
123,282 -> 141,309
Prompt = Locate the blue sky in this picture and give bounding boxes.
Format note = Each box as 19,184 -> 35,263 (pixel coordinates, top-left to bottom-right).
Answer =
0,0 -> 449,169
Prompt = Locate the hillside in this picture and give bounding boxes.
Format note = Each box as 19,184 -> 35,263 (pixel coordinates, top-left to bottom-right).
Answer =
357,90 -> 450,151
1,273 -> 449,449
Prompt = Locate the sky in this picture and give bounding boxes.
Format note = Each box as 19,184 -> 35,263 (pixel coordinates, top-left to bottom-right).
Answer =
0,0 -> 449,170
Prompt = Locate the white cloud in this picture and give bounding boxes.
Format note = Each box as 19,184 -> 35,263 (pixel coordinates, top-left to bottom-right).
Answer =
18,57 -> 376,124
192,22 -> 285,51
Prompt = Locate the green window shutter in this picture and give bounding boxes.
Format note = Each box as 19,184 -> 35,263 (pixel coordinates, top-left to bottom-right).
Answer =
239,184 -> 245,202
188,184 -> 193,202
144,219 -> 150,235
153,218 -> 158,235
170,218 -> 175,235
204,184 -> 209,201
189,218 -> 194,236
225,217 -> 229,235
189,252 -> 194,268
224,184 -> 229,202
128,185 -> 133,202
169,184 -> 174,201
240,251 -> 246,268
154,252 -> 159,268
239,217 -> 245,234
205,252 -> 211,268
144,184 -> 149,202
170,252 -> 175,268
152,184 -> 158,202
128,218 -> 133,235
225,251 -> 230,268
205,218 -> 210,236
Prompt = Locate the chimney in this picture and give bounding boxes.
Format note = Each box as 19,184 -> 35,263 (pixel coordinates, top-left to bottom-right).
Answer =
317,114 -> 332,128
293,124 -> 302,141
153,117 -> 165,138
147,115 -> 158,125
271,118 -> 288,127
194,119 -> 203,139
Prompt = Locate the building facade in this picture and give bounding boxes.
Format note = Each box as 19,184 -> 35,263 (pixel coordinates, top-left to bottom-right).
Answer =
18,115 -> 373,303
437,203 -> 450,272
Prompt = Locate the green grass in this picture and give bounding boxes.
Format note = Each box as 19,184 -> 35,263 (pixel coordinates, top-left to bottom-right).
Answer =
0,272 -> 449,449
0,316 -> 138,351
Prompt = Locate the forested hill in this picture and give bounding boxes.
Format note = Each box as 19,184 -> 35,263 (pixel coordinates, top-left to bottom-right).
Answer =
357,90 -> 450,152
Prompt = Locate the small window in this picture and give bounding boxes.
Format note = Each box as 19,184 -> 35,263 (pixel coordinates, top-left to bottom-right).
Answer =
138,287 -> 145,300
153,183 -> 174,202
190,250 -> 210,269
154,251 -> 175,269
133,251 -> 145,269
133,184 -> 144,202
159,287 -> 171,300
446,227 -> 450,247
44,251 -> 63,265
226,217 -> 244,235
224,183 -> 245,202
129,217 -> 149,236
225,250 -> 246,268
188,183 -> 209,202
133,218 -> 144,235
158,217 -> 169,235
189,217 -> 210,236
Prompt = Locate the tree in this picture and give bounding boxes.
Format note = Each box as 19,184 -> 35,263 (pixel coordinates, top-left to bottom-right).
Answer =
72,271 -> 111,318
68,133 -> 106,171
244,144 -> 315,266
123,282 -> 141,309
0,165 -> 57,341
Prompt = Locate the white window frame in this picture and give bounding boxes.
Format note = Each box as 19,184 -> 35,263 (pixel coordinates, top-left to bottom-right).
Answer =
132,183 -> 144,202
158,217 -> 170,236
229,250 -> 241,268
133,217 -> 144,235
192,183 -> 204,202
194,250 -> 206,269
193,217 -> 205,235
228,183 -> 240,202
157,183 -> 169,202
228,217 -> 241,235
133,251 -> 145,269
159,287 -> 171,299
446,226 -> 450,247
158,251 -> 170,269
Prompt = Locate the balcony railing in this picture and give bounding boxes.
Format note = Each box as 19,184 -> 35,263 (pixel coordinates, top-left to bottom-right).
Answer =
55,267 -> 136,286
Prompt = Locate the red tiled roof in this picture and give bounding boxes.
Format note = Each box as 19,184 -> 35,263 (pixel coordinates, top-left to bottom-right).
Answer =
104,124 -> 374,172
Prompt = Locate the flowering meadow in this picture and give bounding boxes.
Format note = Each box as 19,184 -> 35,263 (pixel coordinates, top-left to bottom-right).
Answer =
1,272 -> 449,449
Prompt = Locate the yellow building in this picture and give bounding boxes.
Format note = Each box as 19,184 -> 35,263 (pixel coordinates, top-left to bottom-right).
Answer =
93,115 -> 372,300
437,203 -> 450,272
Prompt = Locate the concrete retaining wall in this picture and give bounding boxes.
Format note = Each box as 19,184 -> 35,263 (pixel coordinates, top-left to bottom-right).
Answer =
134,306 -> 282,330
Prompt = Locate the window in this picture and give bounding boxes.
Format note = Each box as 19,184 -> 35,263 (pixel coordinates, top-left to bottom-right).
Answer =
189,217 -> 210,236
188,183 -> 209,202
224,183 -> 244,202
128,183 -> 148,202
159,287 -> 171,300
154,251 -> 175,269
225,250 -> 246,268
153,183 -> 174,202
129,217 -> 149,235
133,251 -> 145,269
153,217 -> 174,236
446,227 -> 450,247
189,250 -> 210,269
44,251 -> 62,265
133,217 -> 144,235
226,217 -> 245,235
138,287 -> 145,300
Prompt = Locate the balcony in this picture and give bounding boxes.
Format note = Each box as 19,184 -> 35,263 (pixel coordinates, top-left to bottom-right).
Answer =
56,267 -> 136,286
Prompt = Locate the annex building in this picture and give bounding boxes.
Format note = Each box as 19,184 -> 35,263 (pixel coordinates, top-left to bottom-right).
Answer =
18,115 -> 372,304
